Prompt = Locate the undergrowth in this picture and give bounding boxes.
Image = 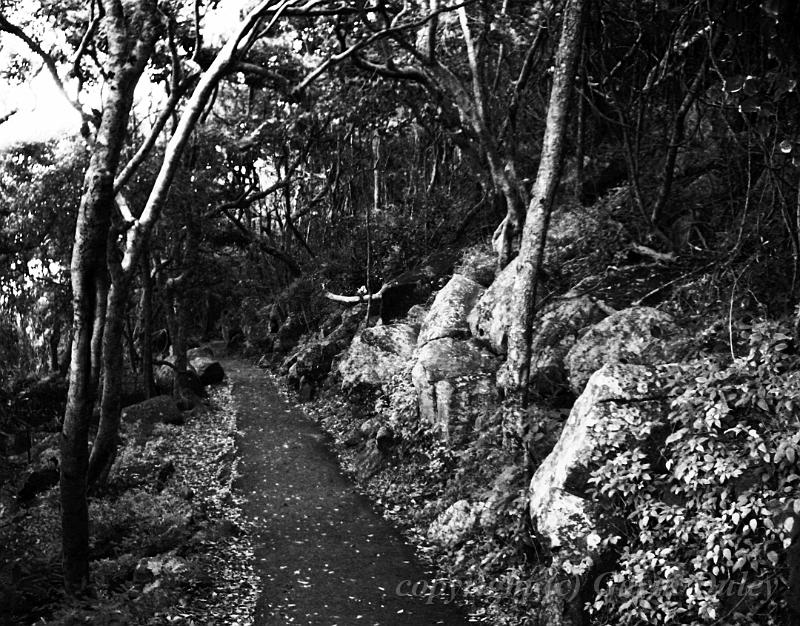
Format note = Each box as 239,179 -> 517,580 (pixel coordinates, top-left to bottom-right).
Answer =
0,384 -> 258,625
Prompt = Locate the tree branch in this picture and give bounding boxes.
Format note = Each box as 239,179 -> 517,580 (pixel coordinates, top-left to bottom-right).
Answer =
0,14 -> 88,122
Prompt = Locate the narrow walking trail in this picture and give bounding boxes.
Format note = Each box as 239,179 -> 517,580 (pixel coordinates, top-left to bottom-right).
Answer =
223,357 -> 468,625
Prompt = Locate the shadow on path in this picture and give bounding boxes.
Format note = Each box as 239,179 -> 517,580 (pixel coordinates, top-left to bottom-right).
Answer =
225,358 -> 469,626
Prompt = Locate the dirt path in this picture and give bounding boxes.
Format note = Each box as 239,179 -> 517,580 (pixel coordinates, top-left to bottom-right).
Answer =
224,357 -> 468,626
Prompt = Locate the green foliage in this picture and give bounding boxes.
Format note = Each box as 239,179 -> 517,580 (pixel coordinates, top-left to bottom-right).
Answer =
587,319 -> 800,625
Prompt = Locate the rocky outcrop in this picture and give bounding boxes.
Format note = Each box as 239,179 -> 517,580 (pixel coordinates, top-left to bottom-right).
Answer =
418,274 -> 484,347
338,324 -> 419,393
273,313 -> 305,355
283,305 -> 368,394
528,296 -> 610,394
411,338 -> 499,440
529,364 -> 668,573
564,306 -> 686,395
467,258 -> 518,354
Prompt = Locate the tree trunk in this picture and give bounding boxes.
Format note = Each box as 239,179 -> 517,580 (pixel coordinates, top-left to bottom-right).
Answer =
501,0 -> 585,402
365,131 -> 380,324
60,0 -> 159,593
87,278 -> 129,487
140,249 -> 155,399
49,319 -> 61,372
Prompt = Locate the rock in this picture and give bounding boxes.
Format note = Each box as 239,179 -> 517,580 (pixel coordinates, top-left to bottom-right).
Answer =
564,306 -> 686,394
122,396 -> 184,426
375,425 -> 394,453
379,249 -> 457,323
286,339 -> 347,388
297,379 -> 313,402
338,324 -> 418,393
189,354 -> 225,386
283,305 -> 367,390
404,304 -> 428,327
527,296 -> 610,395
455,245 -> 496,287
187,346 -> 214,359
320,310 -> 343,337
16,466 -> 58,502
154,357 -> 203,397
273,314 -> 305,354
418,274 -> 485,347
427,500 -> 482,547
359,417 -> 382,438
467,258 -> 519,354
529,364 -> 667,573
411,338 -> 499,440
354,440 -> 384,480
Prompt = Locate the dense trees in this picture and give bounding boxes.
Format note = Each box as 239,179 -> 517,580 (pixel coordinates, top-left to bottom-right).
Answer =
3,0 -> 800,605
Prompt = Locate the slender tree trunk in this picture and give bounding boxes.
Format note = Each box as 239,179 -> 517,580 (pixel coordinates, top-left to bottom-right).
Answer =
365,131 -> 380,324
49,319 -> 61,372
140,249 -> 155,399
90,273 -> 108,394
60,0 -> 159,593
501,0 -> 585,402
87,277 -> 129,486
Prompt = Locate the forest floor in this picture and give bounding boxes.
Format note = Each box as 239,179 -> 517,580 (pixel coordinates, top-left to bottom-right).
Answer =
224,354 -> 468,625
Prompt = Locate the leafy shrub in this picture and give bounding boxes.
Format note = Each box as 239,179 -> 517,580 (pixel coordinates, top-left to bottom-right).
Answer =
587,319 -> 800,625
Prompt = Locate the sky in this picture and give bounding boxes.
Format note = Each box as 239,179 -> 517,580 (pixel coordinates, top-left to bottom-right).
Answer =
0,0 -> 249,150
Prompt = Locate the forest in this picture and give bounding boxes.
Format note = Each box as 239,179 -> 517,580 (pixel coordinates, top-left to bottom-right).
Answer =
1,0 -> 800,624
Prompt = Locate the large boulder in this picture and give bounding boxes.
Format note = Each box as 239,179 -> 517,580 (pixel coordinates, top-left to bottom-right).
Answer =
187,348 -> 225,386
529,364 -> 668,574
411,338 -> 499,440
564,306 -> 686,394
154,356 -> 203,397
338,324 -> 419,393
418,274 -> 484,347
467,258 -> 519,354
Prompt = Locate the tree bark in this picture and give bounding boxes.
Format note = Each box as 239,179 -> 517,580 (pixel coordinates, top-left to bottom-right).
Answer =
365,131 -> 380,324
139,249 -> 155,399
60,0 -> 159,593
500,0 -> 585,402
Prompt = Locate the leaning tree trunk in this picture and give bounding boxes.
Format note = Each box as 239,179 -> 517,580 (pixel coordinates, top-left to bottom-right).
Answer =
60,0 -> 159,594
500,0 -> 585,402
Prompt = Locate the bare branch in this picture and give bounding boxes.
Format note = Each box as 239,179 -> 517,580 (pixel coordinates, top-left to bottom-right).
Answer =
0,109 -> 17,126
